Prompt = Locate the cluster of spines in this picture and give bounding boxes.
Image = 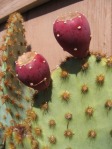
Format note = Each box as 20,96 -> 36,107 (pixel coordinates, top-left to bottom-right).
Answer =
4,123 -> 39,149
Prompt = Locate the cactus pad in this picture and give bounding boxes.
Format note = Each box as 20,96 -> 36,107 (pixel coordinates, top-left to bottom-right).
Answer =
29,54 -> 112,149
0,12 -> 34,147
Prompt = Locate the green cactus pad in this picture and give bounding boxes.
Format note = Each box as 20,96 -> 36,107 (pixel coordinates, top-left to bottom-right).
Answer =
0,13 -> 34,147
30,54 -> 112,149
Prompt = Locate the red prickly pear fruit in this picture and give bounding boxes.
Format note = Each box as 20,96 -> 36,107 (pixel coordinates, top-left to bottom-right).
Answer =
15,51 -> 51,91
53,12 -> 91,58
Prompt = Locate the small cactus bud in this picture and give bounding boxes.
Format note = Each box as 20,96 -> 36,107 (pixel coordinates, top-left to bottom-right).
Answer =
64,129 -> 74,138
81,84 -> 88,93
61,70 -> 69,78
2,55 -> 8,62
34,127 -> 42,136
106,58 -> 112,67
6,108 -> 12,114
0,45 -> 7,51
4,127 -> 13,138
96,54 -> 102,62
15,113 -> 20,119
49,135 -> 57,144
65,113 -> 72,120
85,107 -> 94,117
105,100 -> 112,110
61,91 -> 70,101
0,72 -> 5,79
49,120 -> 56,127
88,130 -> 97,138
9,142 -> 15,149
41,102 -> 49,111
31,140 -> 39,149
82,62 -> 89,71
96,74 -> 105,85
26,109 -> 37,121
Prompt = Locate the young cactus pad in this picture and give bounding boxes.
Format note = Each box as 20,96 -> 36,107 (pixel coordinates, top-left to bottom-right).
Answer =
0,12 -> 34,128
28,53 -> 112,149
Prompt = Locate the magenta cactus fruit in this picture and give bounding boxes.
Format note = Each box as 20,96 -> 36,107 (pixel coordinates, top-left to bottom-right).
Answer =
15,51 -> 51,91
53,12 -> 91,58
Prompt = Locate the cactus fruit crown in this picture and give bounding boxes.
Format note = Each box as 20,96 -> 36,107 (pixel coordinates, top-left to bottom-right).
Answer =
17,52 -> 36,66
0,12 -> 112,149
57,12 -> 79,21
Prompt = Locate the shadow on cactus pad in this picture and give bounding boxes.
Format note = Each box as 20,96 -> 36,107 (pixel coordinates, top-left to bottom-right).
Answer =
33,80 -> 53,108
33,56 -> 89,109
60,56 -> 89,75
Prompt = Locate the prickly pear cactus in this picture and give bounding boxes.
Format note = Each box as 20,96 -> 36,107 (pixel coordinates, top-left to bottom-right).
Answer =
0,12 -> 34,147
28,53 -> 112,149
1,12 -> 112,149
